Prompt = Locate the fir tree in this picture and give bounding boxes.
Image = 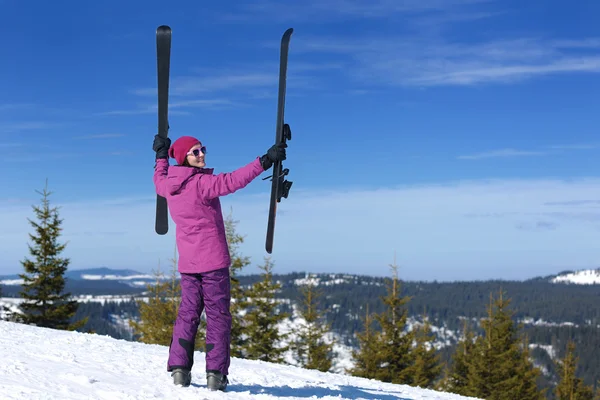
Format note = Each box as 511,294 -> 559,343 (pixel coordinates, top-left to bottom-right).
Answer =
371,254 -> 415,384
554,341 -> 595,400
291,277 -> 335,372
243,256 -> 289,363
130,250 -> 205,348
224,209 -> 251,358
18,181 -> 86,330
404,314 -> 443,388
440,319 -> 477,395
348,303 -> 382,378
465,291 -> 544,400
514,334 -> 547,400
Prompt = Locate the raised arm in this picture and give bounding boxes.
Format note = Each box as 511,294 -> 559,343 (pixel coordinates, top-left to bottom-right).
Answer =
153,158 -> 170,198
199,157 -> 264,200
199,142 -> 287,201
152,134 -> 172,198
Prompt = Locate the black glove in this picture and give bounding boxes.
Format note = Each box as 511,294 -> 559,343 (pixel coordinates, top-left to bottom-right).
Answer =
153,134 -> 171,159
260,142 -> 287,170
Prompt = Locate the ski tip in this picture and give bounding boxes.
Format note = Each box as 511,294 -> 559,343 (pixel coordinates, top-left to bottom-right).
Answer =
283,28 -> 293,38
157,25 -> 171,34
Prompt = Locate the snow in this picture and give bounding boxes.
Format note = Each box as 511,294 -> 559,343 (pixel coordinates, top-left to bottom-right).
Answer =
292,273 -> 384,287
0,321 -> 480,400
80,273 -> 156,281
550,268 -> 600,285
0,279 -> 24,285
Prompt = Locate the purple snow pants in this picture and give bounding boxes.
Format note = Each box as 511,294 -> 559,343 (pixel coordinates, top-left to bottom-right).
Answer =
167,267 -> 231,375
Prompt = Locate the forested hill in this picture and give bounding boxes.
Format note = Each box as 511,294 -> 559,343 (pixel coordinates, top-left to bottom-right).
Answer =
238,271 -> 600,327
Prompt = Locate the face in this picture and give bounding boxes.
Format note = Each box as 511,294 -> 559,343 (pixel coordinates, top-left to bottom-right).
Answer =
186,143 -> 206,168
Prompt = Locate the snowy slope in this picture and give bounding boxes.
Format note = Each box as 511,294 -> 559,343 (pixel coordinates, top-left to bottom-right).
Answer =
550,268 -> 600,284
0,321 -> 479,400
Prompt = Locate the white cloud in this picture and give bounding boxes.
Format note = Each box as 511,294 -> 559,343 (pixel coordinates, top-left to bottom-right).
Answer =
0,103 -> 35,112
130,71 -> 317,101
294,35 -> 600,87
98,98 -> 244,116
458,143 -> 600,160
218,0 -> 491,22
0,121 -> 62,133
73,134 -> 126,140
2,177 -> 600,281
457,148 -> 549,160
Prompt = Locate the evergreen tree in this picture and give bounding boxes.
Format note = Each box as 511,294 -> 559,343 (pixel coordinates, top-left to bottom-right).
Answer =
554,341 -> 595,400
130,251 -> 205,348
18,181 -> 86,330
348,303 -> 381,378
224,209 -> 251,358
371,254 -> 415,384
404,314 -> 443,388
440,319 -> 477,395
514,334 -> 547,400
465,291 -> 544,400
291,278 -> 335,372
243,257 -> 289,363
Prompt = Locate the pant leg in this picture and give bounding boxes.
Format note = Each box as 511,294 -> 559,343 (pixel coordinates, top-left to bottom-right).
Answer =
201,267 -> 232,375
167,273 -> 204,371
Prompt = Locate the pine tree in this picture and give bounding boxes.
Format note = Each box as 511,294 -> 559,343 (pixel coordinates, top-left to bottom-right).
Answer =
441,319 -> 477,395
404,314 -> 443,388
243,256 -> 289,363
291,277 -> 335,372
18,181 -> 86,331
554,341 -> 595,400
371,254 -> 415,384
465,290 -> 544,400
348,303 -> 381,378
514,334 -> 547,400
130,250 -> 205,348
224,209 -> 251,358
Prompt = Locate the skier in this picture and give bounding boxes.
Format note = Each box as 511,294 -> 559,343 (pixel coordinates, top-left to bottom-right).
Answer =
152,134 -> 286,391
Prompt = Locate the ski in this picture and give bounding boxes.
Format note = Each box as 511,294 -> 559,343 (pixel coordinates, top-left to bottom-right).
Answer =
264,28 -> 294,254
155,25 -> 171,235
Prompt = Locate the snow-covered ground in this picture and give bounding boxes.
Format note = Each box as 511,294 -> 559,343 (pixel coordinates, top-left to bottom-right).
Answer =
550,268 -> 600,285
0,321 -> 479,400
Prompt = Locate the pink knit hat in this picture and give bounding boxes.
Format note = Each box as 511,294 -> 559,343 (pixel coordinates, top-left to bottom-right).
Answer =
168,136 -> 201,165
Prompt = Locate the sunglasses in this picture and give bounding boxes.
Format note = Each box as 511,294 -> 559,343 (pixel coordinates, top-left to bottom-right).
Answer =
187,146 -> 207,157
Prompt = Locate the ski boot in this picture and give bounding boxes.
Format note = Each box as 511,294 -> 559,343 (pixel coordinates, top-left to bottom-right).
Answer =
206,370 -> 228,391
171,368 -> 191,387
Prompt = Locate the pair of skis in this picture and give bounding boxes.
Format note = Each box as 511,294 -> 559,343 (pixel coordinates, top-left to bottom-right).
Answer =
153,26 -> 294,255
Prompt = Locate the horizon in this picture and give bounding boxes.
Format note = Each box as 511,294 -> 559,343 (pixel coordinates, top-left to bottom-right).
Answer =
2,265 -> 599,284
1,0 -> 599,281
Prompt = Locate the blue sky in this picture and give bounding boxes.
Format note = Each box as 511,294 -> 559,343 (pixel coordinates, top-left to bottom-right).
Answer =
1,0 -> 599,281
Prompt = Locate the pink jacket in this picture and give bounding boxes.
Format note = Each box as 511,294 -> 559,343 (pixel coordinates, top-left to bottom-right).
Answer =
153,157 -> 264,274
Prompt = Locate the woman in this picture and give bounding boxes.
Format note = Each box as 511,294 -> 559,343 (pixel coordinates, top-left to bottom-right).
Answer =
152,134 -> 286,391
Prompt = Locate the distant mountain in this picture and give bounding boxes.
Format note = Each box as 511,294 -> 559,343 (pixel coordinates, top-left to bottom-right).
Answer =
65,267 -> 157,287
0,267 -> 160,289
531,268 -> 600,285
0,267 -> 159,297
0,267 -> 600,288
550,268 -> 600,285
